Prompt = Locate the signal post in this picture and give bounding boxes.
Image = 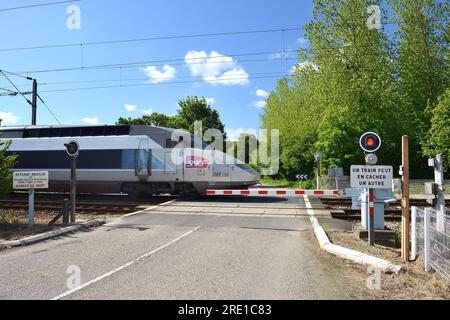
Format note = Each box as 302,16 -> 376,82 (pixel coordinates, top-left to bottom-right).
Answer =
351,132 -> 393,246
64,141 -> 79,224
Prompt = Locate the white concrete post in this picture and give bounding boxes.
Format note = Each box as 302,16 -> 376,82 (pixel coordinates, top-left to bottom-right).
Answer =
424,207 -> 432,272
28,188 -> 35,227
410,206 -> 417,261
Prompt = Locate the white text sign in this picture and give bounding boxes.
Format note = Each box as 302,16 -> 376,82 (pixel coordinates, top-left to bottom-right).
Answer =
350,166 -> 393,189
13,171 -> 49,190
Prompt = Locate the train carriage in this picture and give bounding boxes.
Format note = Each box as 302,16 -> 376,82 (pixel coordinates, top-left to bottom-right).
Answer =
0,125 -> 260,196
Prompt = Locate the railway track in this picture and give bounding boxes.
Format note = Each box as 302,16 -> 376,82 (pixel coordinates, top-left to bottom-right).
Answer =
0,200 -> 141,215
320,197 -> 449,207
330,209 -> 403,222
0,194 -> 177,215
321,197 -> 448,222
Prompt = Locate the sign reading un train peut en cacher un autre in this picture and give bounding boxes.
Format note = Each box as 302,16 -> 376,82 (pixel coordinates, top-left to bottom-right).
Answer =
350,165 -> 393,189
13,171 -> 49,190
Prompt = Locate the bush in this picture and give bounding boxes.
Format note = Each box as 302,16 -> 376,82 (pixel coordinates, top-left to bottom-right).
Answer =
0,139 -> 17,199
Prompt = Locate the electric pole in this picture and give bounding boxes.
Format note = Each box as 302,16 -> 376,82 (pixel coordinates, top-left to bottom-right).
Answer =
31,79 -> 37,125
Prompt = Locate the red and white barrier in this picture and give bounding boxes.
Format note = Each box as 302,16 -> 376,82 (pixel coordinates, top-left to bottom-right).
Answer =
206,189 -> 339,197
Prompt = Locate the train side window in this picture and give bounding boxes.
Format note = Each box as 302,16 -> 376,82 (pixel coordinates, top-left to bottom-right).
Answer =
121,150 -> 135,169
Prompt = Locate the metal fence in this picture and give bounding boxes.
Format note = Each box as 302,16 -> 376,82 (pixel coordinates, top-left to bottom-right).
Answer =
412,206 -> 450,280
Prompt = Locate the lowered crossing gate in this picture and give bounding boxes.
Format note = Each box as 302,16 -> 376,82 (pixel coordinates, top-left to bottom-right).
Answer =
206,189 -> 339,196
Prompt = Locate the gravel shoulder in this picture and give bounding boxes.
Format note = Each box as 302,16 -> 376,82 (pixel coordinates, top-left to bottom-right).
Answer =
326,222 -> 450,300
0,209 -> 120,242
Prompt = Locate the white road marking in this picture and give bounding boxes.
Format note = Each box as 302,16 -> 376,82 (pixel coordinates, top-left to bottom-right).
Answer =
303,195 -> 320,227
50,226 -> 200,300
122,199 -> 177,218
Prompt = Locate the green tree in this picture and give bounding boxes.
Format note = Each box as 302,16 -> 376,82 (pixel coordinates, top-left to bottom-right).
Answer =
117,112 -> 181,128
389,0 -> 449,177
262,0 -> 403,179
307,0 -> 402,171
117,96 -> 225,136
0,139 -> 17,199
423,88 -> 450,173
176,96 -> 225,135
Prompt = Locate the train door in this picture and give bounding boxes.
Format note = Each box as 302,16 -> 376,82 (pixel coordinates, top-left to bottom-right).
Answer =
164,150 -> 183,180
135,139 -> 151,181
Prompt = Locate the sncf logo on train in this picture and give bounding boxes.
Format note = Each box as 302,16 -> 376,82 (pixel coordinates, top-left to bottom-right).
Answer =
185,156 -> 209,169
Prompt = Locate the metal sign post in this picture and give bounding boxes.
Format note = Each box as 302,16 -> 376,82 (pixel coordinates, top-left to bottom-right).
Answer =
28,188 -> 35,227
428,155 -> 445,233
70,156 -> 77,223
368,189 -> 374,245
433,155 -> 445,213
314,152 -> 323,190
65,141 -> 79,224
13,171 -> 49,228
401,136 -> 410,261
353,132 -> 385,246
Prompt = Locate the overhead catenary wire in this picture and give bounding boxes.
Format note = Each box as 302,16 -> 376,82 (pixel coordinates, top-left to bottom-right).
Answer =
38,74 -> 290,93
14,50 -> 299,75
10,41 -> 398,76
37,94 -> 63,126
0,69 -> 33,80
0,0 -> 80,12
0,27 -> 303,53
0,71 -> 32,105
30,61 -> 408,94
0,87 -> 19,94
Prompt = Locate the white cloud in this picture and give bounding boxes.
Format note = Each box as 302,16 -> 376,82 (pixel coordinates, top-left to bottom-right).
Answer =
226,128 -> 258,141
124,104 -> 137,112
252,101 -> 267,109
142,64 -> 176,84
297,38 -> 309,47
0,111 -> 19,125
81,117 -> 99,125
256,89 -> 270,98
268,52 -> 283,60
291,61 -> 319,74
142,108 -> 153,115
184,50 -> 249,86
205,98 -> 216,105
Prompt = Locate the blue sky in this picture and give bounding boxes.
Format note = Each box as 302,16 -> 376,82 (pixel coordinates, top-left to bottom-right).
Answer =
0,0 -> 312,139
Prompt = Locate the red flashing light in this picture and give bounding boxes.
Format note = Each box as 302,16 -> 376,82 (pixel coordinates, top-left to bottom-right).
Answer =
366,137 -> 376,147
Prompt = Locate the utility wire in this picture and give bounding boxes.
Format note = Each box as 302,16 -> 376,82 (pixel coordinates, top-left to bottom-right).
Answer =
0,69 -> 33,80
0,87 -> 19,94
39,74 -> 289,93
15,50 -> 299,75
25,71 -> 287,87
11,42 -> 397,76
37,94 -> 62,126
0,71 -> 32,105
0,27 -> 302,53
0,0 -> 80,12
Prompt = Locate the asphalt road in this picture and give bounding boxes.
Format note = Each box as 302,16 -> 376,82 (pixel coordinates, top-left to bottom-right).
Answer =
0,196 -> 358,300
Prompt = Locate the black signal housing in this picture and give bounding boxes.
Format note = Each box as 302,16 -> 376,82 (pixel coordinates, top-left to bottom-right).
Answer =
65,141 -> 79,157
359,132 -> 381,153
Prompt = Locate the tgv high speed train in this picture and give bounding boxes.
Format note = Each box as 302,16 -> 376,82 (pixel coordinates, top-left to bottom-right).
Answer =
0,125 -> 260,196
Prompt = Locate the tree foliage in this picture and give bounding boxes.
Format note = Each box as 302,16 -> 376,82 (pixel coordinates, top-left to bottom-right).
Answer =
117,96 -> 225,136
0,139 -> 17,199
390,0 -> 449,176
423,88 -> 450,171
261,0 -> 449,178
